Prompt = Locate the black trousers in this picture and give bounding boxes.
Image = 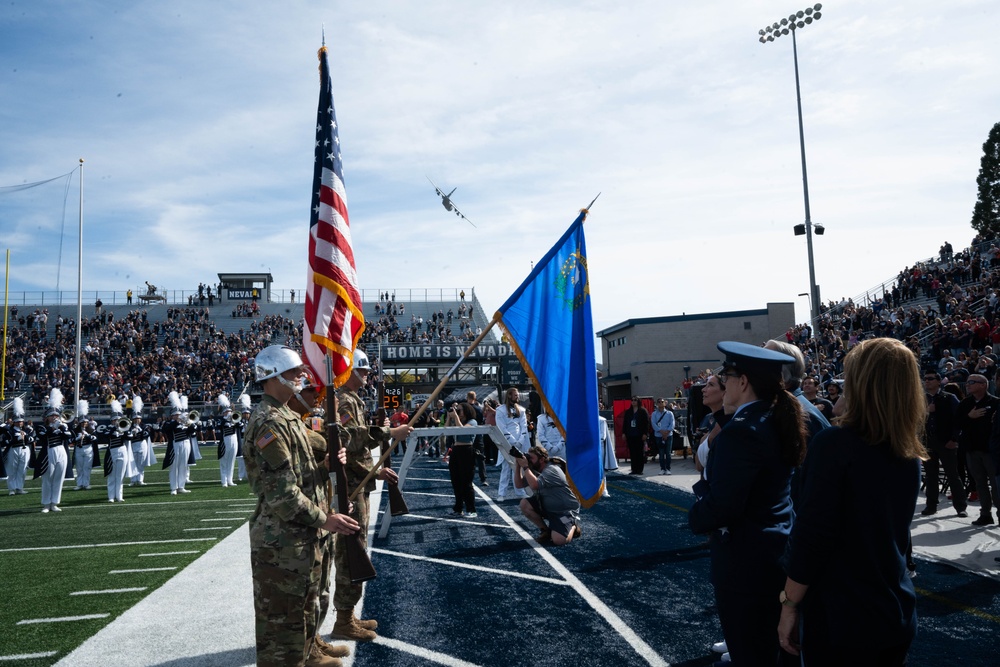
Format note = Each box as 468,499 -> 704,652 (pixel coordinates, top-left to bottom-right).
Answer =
448,445 -> 476,512
924,439 -> 967,511
627,437 -> 645,474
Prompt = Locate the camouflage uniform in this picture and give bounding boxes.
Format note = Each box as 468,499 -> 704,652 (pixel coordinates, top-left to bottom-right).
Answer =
333,389 -> 389,610
243,394 -> 332,667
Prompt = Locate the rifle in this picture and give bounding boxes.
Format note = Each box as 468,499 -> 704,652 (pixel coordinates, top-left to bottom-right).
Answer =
326,385 -> 376,584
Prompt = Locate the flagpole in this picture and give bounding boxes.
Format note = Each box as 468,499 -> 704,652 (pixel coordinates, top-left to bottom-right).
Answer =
74,159 -> 84,414
1,249 -> 9,401
348,317 -> 500,501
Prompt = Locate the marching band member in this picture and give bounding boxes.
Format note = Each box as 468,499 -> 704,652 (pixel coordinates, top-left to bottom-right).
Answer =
3,398 -> 34,495
128,396 -> 152,486
236,393 -> 252,481
34,389 -> 73,513
105,400 -> 133,502
215,394 -> 240,487
73,400 -> 98,491
162,391 -> 196,495
186,394 -> 203,477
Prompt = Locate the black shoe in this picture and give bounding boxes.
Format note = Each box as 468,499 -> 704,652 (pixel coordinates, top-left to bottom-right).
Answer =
957,510 -> 969,518
480,480 -> 489,486
920,506 -> 937,516
972,514 -> 994,526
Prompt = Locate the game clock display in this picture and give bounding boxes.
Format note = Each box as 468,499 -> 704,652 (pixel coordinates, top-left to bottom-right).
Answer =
382,386 -> 403,411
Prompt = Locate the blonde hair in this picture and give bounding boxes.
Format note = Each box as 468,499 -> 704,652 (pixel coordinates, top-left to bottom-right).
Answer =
838,338 -> 928,460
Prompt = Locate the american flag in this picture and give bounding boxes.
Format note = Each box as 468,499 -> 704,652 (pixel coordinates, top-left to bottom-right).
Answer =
303,46 -> 365,387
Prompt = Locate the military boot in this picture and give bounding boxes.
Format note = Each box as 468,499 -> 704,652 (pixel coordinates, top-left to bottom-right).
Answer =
352,613 -> 378,631
332,610 -> 376,642
315,635 -> 351,658
305,641 -> 342,667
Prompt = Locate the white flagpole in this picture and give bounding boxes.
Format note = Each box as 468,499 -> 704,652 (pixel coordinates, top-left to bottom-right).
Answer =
73,158 -> 84,412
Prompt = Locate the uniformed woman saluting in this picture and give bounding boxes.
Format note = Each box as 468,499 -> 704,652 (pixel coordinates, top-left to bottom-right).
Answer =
689,341 -> 807,666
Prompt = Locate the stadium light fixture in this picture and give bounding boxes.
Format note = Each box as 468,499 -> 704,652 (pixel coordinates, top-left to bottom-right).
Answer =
759,4 -> 824,322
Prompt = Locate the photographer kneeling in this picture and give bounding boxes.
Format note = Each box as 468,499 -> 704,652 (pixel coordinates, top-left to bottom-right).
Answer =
513,445 -> 582,546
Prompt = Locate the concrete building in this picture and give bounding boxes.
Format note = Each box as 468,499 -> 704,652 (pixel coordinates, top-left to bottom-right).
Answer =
596,303 -> 795,403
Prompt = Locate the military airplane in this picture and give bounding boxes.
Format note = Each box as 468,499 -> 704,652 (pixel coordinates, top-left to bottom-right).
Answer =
427,177 -> 475,227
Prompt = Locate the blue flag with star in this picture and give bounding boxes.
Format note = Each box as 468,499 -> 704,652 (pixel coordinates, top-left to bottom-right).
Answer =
495,209 -> 603,507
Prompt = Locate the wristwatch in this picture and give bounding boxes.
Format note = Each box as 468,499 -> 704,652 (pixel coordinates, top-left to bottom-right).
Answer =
779,590 -> 799,608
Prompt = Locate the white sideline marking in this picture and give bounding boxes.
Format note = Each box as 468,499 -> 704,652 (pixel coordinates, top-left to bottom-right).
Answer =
200,518 -> 244,522
108,567 -> 177,574
70,587 -> 147,596
475,487 -> 671,667
215,510 -> 251,514
373,635 -> 482,666
372,547 -> 569,586
0,651 -> 59,660
0,538 -> 217,554
51,498 -> 254,510
404,491 -> 458,498
138,550 -> 199,557
17,614 -> 109,625
183,527 -> 231,531
403,513 -> 515,529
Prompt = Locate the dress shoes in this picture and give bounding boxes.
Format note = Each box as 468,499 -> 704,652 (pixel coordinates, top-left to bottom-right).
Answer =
972,513 -> 995,526
920,506 -> 937,516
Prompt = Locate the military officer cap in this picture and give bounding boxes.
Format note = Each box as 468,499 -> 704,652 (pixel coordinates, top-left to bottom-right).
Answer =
718,341 -> 794,380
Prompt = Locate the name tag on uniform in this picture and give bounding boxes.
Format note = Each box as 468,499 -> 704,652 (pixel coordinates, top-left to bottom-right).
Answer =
256,430 -> 276,450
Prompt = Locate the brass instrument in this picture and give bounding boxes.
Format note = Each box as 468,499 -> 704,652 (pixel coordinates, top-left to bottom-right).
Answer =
229,412 -> 242,425
187,410 -> 201,425
116,416 -> 132,433
61,409 -> 76,422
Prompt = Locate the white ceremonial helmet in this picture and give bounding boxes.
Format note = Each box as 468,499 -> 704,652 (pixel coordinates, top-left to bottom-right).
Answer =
353,348 -> 371,372
255,345 -> 307,395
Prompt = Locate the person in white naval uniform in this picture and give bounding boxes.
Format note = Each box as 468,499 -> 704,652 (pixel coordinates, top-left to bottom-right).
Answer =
494,388 -> 530,501
535,408 -> 566,461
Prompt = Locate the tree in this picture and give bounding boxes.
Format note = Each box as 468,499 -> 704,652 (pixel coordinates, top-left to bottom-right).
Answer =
971,122 -> 1000,239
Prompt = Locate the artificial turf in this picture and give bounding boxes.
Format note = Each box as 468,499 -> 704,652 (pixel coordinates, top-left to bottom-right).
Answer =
0,451 -> 252,666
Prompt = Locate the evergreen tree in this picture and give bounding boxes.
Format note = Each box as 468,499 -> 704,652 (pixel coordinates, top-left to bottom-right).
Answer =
971,122 -> 1000,239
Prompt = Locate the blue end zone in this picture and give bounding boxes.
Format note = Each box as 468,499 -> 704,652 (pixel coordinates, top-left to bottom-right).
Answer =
360,458 -> 1000,667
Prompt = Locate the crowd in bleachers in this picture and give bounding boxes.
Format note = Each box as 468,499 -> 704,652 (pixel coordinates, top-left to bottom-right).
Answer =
776,238 -> 1000,390
3,305 -> 296,412
360,293 -> 483,346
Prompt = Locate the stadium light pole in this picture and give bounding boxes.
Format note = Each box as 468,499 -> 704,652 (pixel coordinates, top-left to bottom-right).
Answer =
760,4 -> 824,323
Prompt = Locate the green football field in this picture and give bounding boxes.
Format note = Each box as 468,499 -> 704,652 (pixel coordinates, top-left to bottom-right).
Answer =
0,448 -> 252,666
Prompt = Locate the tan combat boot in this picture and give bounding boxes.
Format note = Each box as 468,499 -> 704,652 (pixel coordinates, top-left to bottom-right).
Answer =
352,613 -> 378,631
305,640 -> 342,667
332,610 -> 376,642
315,635 -> 351,658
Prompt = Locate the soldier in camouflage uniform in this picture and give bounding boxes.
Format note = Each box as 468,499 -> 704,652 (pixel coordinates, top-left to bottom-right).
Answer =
331,349 -> 412,642
244,346 -> 359,667
288,371 -> 353,660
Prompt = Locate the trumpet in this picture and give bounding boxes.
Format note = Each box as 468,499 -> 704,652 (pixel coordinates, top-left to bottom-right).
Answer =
116,416 -> 132,433
229,412 -> 243,425
61,409 -> 76,423
186,410 -> 201,425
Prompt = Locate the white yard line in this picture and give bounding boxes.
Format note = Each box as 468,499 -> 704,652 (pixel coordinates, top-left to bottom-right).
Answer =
372,547 -> 569,585
373,636 -> 483,667
401,512 -> 515,529
0,538 -> 217,554
474,487 -> 671,667
183,527 -> 231,531
138,550 -> 200,557
108,567 -> 178,574
70,587 -> 147,596
0,651 -> 59,661
17,614 -> 109,625
200,518 -> 245,522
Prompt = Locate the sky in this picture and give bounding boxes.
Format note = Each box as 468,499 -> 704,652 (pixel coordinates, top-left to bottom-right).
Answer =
2,0 -> 999,359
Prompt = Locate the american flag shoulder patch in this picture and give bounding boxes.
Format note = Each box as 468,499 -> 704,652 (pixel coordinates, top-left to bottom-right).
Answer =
256,430 -> 277,450
340,412 -> 351,426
